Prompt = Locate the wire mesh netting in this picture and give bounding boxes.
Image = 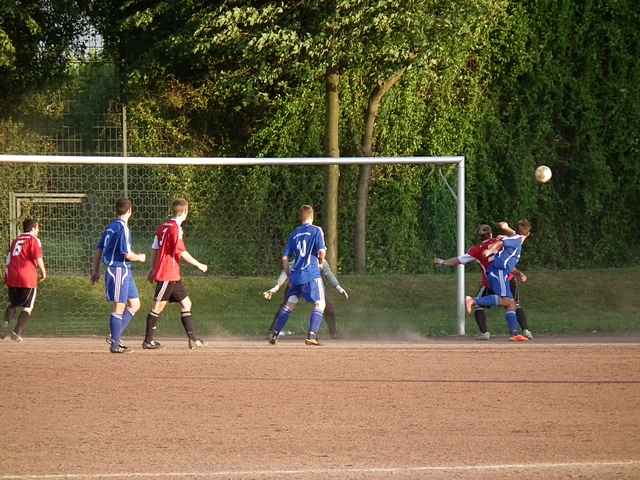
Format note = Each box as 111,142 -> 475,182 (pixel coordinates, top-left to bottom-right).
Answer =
0,160 -> 461,337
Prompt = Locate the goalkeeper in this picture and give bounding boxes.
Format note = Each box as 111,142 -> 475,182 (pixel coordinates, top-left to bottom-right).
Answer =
263,262 -> 349,338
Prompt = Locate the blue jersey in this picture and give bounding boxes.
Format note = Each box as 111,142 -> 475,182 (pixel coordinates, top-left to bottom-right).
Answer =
97,218 -> 132,267
283,223 -> 327,286
491,234 -> 526,274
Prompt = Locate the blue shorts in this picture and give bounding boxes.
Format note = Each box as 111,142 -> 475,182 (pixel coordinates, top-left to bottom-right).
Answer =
487,268 -> 513,299
104,265 -> 139,304
286,278 -> 325,304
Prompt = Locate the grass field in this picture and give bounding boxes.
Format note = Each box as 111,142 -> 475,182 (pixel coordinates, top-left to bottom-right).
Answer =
22,267 -> 640,338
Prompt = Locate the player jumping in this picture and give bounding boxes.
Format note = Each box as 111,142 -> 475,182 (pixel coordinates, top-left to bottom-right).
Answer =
465,220 -> 532,342
91,198 -> 146,353
434,224 -> 532,340
3,218 -> 47,342
143,198 -> 208,350
263,261 -> 348,338
269,204 -> 327,346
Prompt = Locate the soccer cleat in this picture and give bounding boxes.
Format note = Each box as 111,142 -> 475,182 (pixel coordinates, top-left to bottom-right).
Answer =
523,329 -> 534,340
475,331 -> 491,341
110,345 -> 129,353
188,337 -> 205,350
9,330 -> 23,343
465,296 -> 475,315
142,340 -> 161,350
509,334 -> 529,342
268,331 -> 279,345
304,332 -> 320,346
106,334 -> 128,349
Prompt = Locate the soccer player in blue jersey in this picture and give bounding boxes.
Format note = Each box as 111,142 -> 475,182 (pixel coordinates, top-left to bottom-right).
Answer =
91,198 -> 146,353
465,219 -> 532,342
270,204 -> 327,346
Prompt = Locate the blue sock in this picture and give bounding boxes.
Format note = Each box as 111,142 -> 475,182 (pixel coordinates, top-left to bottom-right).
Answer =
110,313 -> 123,347
309,309 -> 323,334
119,308 -> 135,338
476,295 -> 500,307
505,310 -> 519,334
273,306 -> 292,333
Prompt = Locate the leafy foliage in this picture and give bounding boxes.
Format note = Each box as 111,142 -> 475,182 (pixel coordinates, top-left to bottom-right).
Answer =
1,0 -> 639,272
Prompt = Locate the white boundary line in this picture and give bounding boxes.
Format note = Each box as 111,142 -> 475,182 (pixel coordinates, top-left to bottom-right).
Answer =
2,461 -> 639,479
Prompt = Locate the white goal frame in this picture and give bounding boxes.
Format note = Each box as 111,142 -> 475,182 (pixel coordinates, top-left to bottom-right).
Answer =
0,154 -> 467,335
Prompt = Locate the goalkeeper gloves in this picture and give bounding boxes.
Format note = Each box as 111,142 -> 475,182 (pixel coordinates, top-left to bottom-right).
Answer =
336,285 -> 349,300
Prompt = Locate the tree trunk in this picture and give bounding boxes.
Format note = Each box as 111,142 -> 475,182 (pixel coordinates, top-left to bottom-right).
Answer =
355,64 -> 414,273
324,69 -> 340,271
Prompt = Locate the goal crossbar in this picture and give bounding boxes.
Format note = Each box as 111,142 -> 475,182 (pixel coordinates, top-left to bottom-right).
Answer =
0,154 -> 463,166
0,154 -> 467,335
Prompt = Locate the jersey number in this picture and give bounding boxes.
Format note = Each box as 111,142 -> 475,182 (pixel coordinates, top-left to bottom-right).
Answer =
158,227 -> 169,247
12,240 -> 25,257
296,239 -> 307,257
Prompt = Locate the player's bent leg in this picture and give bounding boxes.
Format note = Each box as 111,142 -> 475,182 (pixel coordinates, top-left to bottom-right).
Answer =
515,306 -> 532,339
2,305 -> 16,339
179,297 -> 204,350
306,303 -> 324,346
267,303 -> 284,334
473,308 -> 490,340
109,302 -> 129,353
305,280 -> 325,346
117,297 -> 140,345
142,300 -> 166,349
14,307 -> 33,337
270,300 -> 297,344
324,302 -> 337,338
504,300 -> 526,342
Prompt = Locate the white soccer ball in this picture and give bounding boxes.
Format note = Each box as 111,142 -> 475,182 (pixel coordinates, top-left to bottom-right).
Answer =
535,165 -> 552,183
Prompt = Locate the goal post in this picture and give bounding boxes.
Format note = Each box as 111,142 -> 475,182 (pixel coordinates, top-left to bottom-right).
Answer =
0,154 -> 467,336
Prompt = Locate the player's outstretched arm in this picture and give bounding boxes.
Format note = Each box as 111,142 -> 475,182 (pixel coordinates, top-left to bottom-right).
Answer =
37,257 -> 47,282
320,263 -> 349,299
263,270 -> 287,300
434,256 -> 461,267
90,249 -> 102,284
180,251 -> 207,273
497,222 -> 516,236
483,241 -> 503,257
125,251 -> 146,263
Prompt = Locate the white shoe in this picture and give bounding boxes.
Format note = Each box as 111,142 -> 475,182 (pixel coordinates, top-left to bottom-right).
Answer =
188,337 -> 205,350
10,330 -> 23,343
475,331 -> 490,341
523,329 -> 533,340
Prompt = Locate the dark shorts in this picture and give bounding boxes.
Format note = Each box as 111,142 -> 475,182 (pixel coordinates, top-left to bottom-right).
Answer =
8,287 -> 37,309
154,280 -> 188,303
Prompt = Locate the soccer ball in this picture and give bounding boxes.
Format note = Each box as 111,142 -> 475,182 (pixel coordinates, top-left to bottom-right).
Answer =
535,165 -> 552,183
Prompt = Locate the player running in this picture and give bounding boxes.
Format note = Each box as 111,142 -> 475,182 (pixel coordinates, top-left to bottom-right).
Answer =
263,261 -> 348,338
2,218 -> 47,342
142,198 -> 208,350
91,198 -> 146,353
269,204 -> 327,346
465,220 -> 532,342
434,224 -> 532,340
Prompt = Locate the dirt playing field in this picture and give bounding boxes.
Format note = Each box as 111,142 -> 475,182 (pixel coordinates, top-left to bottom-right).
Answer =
1,336 -> 640,479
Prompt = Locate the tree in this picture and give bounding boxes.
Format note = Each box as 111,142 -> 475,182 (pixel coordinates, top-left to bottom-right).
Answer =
0,1 -> 88,115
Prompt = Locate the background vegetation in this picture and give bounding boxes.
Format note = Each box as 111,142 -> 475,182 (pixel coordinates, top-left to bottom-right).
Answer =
2,0 -> 639,275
